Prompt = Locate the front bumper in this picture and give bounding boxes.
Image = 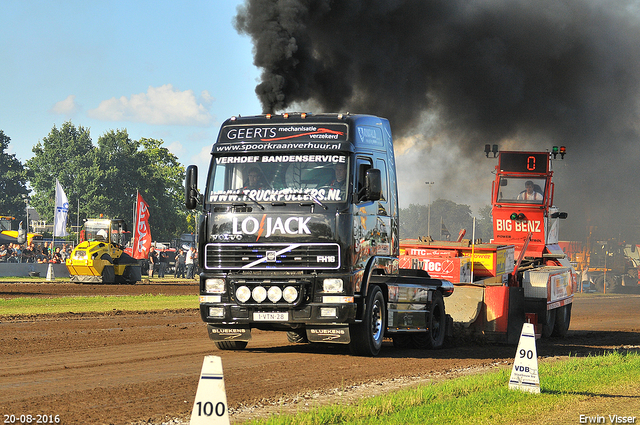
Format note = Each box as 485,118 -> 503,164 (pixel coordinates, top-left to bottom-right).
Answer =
199,300 -> 357,327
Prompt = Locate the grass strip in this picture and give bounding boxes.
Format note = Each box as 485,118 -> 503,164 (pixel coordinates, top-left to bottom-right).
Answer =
245,352 -> 640,425
0,294 -> 198,315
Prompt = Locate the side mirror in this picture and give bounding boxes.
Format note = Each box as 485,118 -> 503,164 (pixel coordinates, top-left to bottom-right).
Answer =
185,165 -> 199,210
365,169 -> 382,201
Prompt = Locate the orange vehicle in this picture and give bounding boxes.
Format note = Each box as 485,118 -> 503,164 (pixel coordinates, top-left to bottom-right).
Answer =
400,147 -> 576,343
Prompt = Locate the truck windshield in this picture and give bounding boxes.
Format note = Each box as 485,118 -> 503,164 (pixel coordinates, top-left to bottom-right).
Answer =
496,177 -> 546,204
207,154 -> 350,204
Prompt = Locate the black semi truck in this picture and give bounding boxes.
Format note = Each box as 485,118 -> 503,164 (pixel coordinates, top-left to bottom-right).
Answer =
185,113 -> 454,356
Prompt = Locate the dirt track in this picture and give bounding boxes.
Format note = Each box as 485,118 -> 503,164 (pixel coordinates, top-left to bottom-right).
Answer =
1,282 -> 639,424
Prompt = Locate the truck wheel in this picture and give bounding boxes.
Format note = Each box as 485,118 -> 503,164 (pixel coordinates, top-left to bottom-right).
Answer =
425,291 -> 446,349
595,274 -> 618,293
287,329 -> 309,344
541,308 -> 556,338
552,304 -> 572,337
349,285 -> 385,357
214,341 -> 248,350
412,291 -> 446,349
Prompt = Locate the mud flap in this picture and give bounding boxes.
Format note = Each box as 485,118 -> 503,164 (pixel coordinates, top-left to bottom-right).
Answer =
306,326 -> 351,344
507,287 -> 525,345
207,326 -> 252,342
445,285 -> 484,327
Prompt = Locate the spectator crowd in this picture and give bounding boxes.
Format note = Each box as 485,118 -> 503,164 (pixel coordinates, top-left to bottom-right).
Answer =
0,242 -> 74,264
0,240 -> 199,280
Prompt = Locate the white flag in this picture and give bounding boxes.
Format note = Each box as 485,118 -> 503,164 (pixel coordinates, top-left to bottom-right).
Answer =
54,179 -> 69,237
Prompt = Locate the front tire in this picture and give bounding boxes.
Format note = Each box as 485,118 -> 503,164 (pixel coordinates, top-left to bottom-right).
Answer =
349,285 -> 385,356
215,340 -> 248,350
287,329 -> 308,344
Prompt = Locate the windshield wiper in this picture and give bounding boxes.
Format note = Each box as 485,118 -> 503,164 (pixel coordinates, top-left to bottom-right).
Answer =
289,191 -> 328,210
240,192 -> 265,210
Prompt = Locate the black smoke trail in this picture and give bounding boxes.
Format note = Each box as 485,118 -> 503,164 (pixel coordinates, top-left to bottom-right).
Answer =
235,0 -> 640,241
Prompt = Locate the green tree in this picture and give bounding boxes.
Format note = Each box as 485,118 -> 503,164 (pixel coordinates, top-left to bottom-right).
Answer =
135,137 -> 188,240
25,121 -> 94,224
0,130 -> 29,223
400,200 -> 493,242
26,122 -> 188,241
476,205 -> 493,242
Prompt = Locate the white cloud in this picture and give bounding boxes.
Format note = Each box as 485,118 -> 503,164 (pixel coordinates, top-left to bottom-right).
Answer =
88,84 -> 214,126
50,95 -> 80,116
166,140 -> 185,156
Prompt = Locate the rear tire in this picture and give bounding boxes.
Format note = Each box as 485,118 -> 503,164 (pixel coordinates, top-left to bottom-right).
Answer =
215,340 -> 248,350
349,285 -> 385,356
595,274 -> 618,293
541,308 -> 556,338
552,304 -> 572,337
425,291 -> 446,349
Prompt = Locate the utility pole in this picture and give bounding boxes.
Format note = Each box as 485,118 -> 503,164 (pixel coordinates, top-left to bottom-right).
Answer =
425,181 -> 434,237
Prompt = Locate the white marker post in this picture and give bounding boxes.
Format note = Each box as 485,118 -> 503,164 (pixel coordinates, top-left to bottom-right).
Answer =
508,322 -> 540,394
190,356 -> 230,425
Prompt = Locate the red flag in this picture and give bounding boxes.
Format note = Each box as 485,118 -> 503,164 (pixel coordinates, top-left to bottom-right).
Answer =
132,193 -> 151,260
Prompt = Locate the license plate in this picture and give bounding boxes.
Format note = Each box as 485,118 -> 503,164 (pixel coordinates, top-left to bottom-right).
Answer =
253,312 -> 289,321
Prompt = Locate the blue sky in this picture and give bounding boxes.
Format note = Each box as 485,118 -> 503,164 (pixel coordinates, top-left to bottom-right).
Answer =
0,0 -> 493,211
1,0 -> 261,174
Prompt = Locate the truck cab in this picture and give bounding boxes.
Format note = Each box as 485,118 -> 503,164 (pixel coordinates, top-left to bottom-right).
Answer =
186,113 -> 453,356
491,151 -> 566,258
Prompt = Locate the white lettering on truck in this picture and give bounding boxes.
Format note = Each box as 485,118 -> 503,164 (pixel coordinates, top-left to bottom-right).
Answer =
496,219 -> 541,233
232,215 -> 312,239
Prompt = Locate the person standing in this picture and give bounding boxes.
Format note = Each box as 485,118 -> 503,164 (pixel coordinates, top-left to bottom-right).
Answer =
186,247 -> 195,279
158,249 -> 167,278
174,249 -> 186,278
148,246 -> 157,278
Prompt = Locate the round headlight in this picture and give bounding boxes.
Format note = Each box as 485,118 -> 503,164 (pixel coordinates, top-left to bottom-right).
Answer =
236,286 -> 251,303
283,286 -> 298,303
267,286 -> 282,303
252,286 -> 267,303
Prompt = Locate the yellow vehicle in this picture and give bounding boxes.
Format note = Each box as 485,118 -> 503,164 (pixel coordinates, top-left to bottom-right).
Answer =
66,218 -> 141,284
0,215 -> 42,245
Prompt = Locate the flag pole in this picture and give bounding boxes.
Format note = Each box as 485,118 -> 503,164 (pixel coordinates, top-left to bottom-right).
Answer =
52,182 -> 56,260
134,190 -> 138,234
76,198 -> 80,246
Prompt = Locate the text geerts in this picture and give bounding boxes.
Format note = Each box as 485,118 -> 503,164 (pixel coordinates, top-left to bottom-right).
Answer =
225,127 -> 277,140
495,219 -> 542,233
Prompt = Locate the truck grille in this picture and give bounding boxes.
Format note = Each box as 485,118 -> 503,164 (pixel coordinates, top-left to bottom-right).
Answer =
204,243 -> 340,270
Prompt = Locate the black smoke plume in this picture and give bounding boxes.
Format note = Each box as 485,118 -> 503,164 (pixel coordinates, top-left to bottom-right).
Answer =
235,0 -> 640,242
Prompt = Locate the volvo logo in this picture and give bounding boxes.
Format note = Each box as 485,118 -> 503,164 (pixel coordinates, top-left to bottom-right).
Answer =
211,234 -> 243,241
266,251 -> 277,262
